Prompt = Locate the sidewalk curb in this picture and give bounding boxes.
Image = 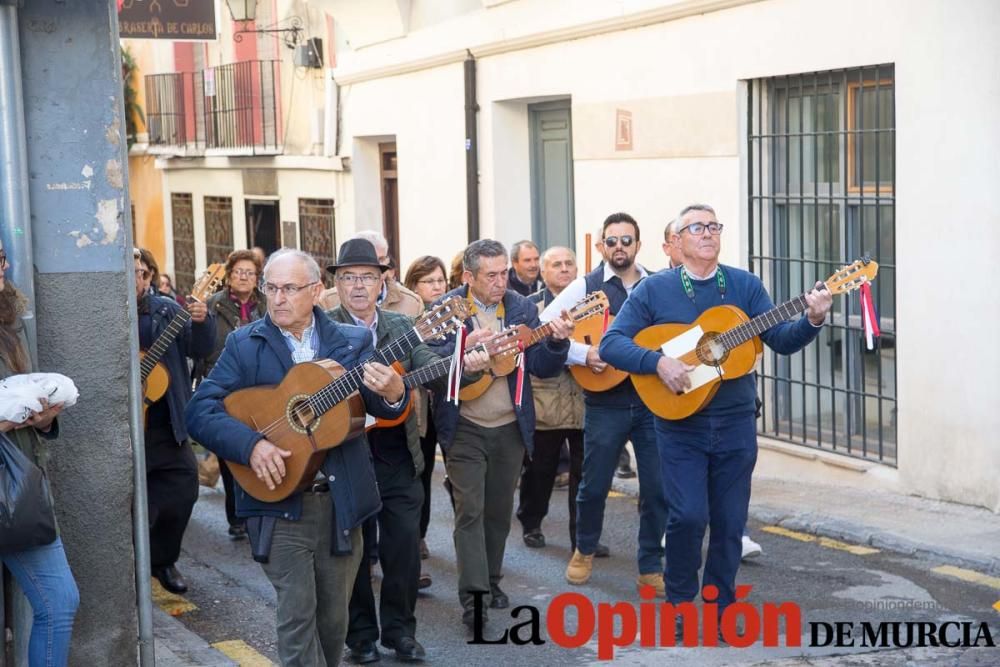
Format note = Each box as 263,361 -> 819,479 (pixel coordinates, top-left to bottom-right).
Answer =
153,607 -> 238,667
749,505 -> 1000,577
609,477 -> 1000,577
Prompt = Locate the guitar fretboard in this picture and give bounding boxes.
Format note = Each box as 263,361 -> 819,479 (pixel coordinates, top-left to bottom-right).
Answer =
140,309 -> 192,381
717,289 -> 818,351
306,327 -> 427,415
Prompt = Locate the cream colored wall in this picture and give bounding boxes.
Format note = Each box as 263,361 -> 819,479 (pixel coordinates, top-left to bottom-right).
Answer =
332,0 -> 1000,510
339,62 -> 468,267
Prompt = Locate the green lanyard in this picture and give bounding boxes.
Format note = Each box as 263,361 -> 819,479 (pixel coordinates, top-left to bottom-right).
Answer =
679,265 -> 726,303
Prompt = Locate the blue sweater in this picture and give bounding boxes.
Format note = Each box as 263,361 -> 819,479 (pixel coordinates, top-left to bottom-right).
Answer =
599,265 -> 821,420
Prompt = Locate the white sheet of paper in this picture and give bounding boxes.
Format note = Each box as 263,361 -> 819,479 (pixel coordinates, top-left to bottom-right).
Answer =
660,325 -> 724,392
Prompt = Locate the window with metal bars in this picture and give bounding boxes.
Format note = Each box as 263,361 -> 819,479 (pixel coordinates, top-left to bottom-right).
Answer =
747,64 -> 896,464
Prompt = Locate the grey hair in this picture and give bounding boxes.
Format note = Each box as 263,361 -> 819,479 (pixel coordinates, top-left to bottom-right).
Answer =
263,248 -> 321,284
678,204 -> 716,222
463,239 -> 507,275
510,240 -> 538,262
541,246 -> 576,266
353,230 -> 388,255
663,218 -> 679,240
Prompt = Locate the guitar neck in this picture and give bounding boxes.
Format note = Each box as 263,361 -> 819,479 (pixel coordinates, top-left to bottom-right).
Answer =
401,341 -> 492,389
140,309 -> 192,381
720,286 -> 822,350
306,327 -> 427,415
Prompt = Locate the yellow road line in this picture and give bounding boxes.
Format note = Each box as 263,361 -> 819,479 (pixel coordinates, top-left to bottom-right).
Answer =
932,565 -> 1000,591
607,490 -> 627,498
211,640 -> 275,666
993,600 -> 1000,614
151,579 -> 197,616
761,526 -> 879,555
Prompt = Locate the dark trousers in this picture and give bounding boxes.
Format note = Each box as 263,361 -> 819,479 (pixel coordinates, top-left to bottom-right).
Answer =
418,415 -> 440,539
658,413 -> 757,612
575,402 -> 667,574
347,458 -> 424,646
145,426 -> 199,568
446,418 -> 523,610
516,428 -> 583,548
218,458 -> 243,528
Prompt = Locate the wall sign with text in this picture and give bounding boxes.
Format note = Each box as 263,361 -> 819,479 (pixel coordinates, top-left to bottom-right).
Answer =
118,0 -> 217,41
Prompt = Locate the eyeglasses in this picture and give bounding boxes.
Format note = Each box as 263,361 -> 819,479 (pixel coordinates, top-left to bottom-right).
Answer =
604,235 -> 635,248
417,277 -> 447,286
0,250 -> 7,269
231,269 -> 258,278
261,281 -> 317,297
679,222 -> 724,236
336,274 -> 381,286
135,268 -> 151,280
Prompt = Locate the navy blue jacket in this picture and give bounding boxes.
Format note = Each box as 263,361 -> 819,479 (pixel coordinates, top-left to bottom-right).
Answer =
428,285 -> 569,456
144,294 -> 215,444
184,306 -> 408,553
600,265 -> 821,421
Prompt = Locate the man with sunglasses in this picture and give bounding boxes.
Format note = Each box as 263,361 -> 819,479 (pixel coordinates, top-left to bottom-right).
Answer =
541,213 -> 668,596
600,204 -> 832,638
134,248 -> 215,595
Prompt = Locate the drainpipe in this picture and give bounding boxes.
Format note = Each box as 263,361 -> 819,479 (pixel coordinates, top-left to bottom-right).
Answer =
463,50 -> 480,242
0,5 -> 38,367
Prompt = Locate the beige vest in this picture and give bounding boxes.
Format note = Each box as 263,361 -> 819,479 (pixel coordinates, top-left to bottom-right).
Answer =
459,305 -> 517,428
530,298 -> 584,430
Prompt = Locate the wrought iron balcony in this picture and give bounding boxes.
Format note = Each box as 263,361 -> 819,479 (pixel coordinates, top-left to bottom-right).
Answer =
144,60 -> 282,156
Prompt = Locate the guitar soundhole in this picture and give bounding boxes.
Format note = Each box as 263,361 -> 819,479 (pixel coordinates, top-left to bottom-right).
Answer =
287,394 -> 320,434
696,332 -> 728,367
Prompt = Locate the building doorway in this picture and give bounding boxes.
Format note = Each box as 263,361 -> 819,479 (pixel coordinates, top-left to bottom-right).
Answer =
245,199 -> 281,256
529,100 -> 575,250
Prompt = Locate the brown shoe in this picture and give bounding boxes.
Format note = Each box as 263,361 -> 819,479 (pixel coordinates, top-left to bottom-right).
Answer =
636,572 -> 665,597
565,549 -> 594,585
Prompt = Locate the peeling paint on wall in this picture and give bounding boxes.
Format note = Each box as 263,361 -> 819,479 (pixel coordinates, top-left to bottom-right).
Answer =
94,199 -> 120,245
105,159 -> 123,189
106,114 -> 121,146
82,164 -> 94,178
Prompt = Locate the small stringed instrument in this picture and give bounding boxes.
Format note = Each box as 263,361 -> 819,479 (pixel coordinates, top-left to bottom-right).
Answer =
140,264 -> 225,421
459,291 -> 610,401
225,296 -> 470,502
569,309 -> 629,392
631,259 -> 879,421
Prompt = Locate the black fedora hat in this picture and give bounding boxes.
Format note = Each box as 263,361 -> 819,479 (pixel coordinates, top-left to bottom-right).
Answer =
326,238 -> 391,274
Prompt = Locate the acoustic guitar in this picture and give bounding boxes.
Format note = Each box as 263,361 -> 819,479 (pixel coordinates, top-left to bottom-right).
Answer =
459,291 -> 610,401
630,259 -> 879,421
569,308 -> 629,392
224,296 -> 470,502
140,264 -> 225,421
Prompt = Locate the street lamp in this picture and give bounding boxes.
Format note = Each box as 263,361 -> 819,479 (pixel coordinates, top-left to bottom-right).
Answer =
225,0 -> 257,22
224,0 -> 303,47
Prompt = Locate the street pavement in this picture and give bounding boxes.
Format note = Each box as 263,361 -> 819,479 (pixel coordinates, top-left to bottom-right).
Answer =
156,457 -> 1000,666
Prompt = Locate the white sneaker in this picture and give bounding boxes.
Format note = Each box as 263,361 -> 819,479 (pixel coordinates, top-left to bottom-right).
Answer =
741,535 -> 763,560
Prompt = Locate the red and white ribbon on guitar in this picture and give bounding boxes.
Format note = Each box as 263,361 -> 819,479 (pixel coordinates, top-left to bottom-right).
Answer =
859,281 -> 880,350
446,326 -> 468,405
513,341 -> 526,408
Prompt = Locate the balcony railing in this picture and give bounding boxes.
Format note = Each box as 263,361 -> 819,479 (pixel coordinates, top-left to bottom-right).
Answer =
144,60 -> 282,156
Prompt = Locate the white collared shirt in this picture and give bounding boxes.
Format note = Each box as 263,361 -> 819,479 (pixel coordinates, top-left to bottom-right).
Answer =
540,263 -> 649,366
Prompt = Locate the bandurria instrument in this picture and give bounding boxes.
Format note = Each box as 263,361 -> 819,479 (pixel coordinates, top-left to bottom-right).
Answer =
459,291 -> 610,401
631,259 -> 878,421
224,296 -> 470,502
569,309 -> 629,392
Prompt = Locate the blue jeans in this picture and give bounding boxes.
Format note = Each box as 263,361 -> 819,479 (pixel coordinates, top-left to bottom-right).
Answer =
1,537 -> 80,666
657,413 -> 757,612
575,402 -> 667,574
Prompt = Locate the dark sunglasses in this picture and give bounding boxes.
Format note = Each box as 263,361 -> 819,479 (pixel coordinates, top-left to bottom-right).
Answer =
603,235 -> 635,248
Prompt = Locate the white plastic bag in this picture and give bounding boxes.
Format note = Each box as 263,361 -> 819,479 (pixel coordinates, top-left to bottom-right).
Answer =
0,373 -> 79,423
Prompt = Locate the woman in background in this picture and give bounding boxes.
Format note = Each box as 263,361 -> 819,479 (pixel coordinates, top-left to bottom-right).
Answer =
403,255 -> 450,589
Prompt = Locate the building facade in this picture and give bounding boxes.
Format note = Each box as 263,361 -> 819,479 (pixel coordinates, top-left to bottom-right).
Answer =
128,0 -> 1000,512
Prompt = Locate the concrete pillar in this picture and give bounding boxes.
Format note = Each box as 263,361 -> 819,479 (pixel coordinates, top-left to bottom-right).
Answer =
8,1 -> 141,664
